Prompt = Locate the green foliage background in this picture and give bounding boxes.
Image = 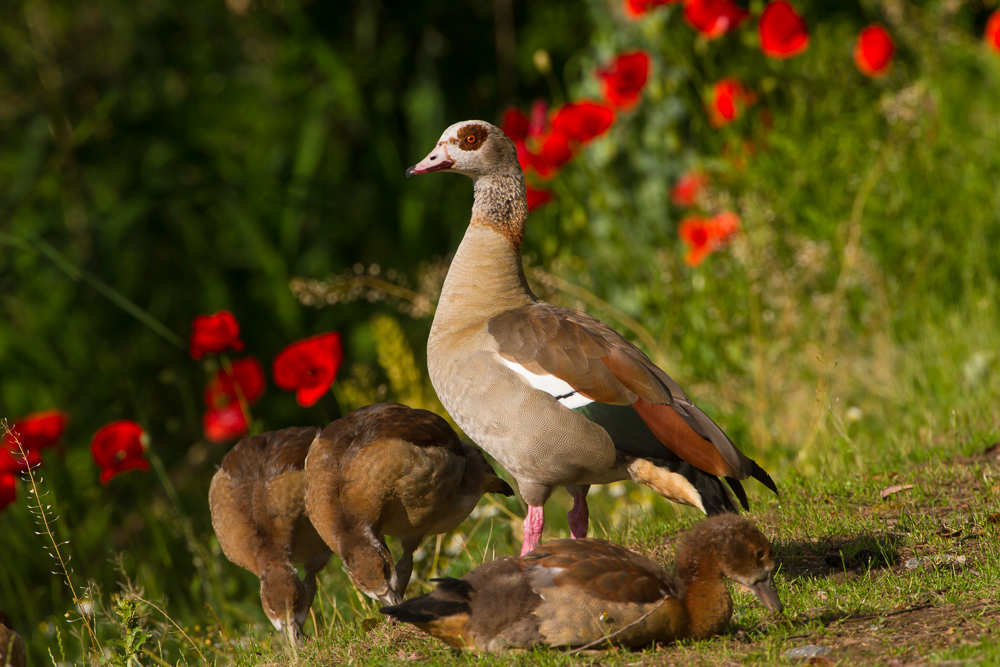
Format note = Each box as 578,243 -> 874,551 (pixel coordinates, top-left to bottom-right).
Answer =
1,0 -> 999,664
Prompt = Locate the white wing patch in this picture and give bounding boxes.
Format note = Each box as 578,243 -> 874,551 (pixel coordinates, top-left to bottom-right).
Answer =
499,357 -> 594,409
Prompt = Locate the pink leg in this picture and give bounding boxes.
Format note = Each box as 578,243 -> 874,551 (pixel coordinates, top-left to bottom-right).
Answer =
567,487 -> 589,539
520,505 -> 545,556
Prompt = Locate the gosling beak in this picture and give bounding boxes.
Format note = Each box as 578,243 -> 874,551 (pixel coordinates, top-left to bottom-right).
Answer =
377,590 -> 403,607
749,572 -> 784,613
271,616 -> 305,646
406,143 -> 454,178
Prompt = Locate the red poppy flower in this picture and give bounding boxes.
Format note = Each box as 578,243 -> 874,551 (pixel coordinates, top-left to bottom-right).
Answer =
531,131 -> 575,178
203,403 -> 250,443
273,332 -> 343,408
501,107 -> 533,171
759,1 -> 809,58
551,101 -> 617,143
671,170 -> 709,207
501,108 -> 530,143
3,410 -> 68,457
504,99 -> 614,179
527,100 -> 549,136
624,0 -> 679,19
678,212 -> 740,266
988,11 -> 1000,55
0,472 -> 15,512
712,211 -> 740,237
854,25 -> 895,77
707,78 -> 757,127
0,446 -> 38,475
597,52 -> 651,109
204,357 -> 266,410
503,101 -> 563,175
189,310 -> 245,359
684,0 -> 749,39
526,186 -> 554,211
90,421 -> 150,485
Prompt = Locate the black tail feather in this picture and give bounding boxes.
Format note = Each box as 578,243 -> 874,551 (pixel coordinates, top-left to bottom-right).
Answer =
380,577 -> 473,624
685,463 -> 739,515
493,480 -> 515,497
724,477 -> 749,512
751,461 -> 778,495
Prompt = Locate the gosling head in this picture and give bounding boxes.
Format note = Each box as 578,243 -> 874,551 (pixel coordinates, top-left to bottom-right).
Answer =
681,514 -> 784,613
260,563 -> 310,645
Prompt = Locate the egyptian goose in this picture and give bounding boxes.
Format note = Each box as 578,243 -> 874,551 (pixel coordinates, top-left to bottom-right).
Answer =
209,426 -> 331,643
408,121 -> 777,555
0,611 -> 26,667
381,514 -> 783,651
304,402 -> 513,606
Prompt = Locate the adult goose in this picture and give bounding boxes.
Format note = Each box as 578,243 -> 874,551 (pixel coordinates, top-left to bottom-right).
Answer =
209,426 -> 331,644
304,402 -> 513,606
408,121 -> 777,555
380,514 -> 783,651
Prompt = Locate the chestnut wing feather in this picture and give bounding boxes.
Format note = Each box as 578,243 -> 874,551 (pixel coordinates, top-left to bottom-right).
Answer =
488,303 -> 671,405
487,302 -> 755,479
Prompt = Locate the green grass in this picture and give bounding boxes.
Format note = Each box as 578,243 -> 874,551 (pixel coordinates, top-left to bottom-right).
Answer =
239,432 -> 1000,667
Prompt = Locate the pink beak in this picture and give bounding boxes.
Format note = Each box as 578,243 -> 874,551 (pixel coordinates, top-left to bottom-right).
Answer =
406,142 -> 454,178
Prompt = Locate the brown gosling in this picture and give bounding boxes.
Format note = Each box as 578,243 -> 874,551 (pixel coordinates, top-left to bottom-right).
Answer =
304,402 -> 513,606
209,426 -> 331,643
380,514 -> 782,652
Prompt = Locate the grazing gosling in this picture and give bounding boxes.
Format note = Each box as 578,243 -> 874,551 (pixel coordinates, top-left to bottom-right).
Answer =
209,427 -> 330,644
304,402 -> 513,606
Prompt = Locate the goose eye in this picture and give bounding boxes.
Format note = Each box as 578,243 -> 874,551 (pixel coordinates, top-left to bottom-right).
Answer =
466,134 -> 477,143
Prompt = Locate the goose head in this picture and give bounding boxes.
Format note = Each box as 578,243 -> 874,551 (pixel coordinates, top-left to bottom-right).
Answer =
406,121 -> 519,180
260,563 -> 310,644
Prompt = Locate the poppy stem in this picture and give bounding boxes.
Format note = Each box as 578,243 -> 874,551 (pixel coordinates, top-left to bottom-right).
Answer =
219,355 -> 256,437
16,233 -> 185,349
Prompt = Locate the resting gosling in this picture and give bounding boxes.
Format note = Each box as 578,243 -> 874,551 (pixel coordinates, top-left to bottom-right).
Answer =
381,514 -> 782,652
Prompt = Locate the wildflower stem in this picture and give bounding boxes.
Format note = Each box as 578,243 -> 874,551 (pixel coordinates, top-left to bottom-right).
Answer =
147,451 -> 229,621
14,233 -> 184,349
219,355 -> 256,436
2,420 -> 103,658
133,596 -> 207,664
799,141 -> 892,461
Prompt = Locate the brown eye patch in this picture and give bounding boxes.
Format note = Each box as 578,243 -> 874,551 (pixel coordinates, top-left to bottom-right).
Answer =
456,123 -> 488,151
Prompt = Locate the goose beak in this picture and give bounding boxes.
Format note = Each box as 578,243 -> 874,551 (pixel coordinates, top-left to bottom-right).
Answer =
749,572 -> 784,613
406,143 -> 454,178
